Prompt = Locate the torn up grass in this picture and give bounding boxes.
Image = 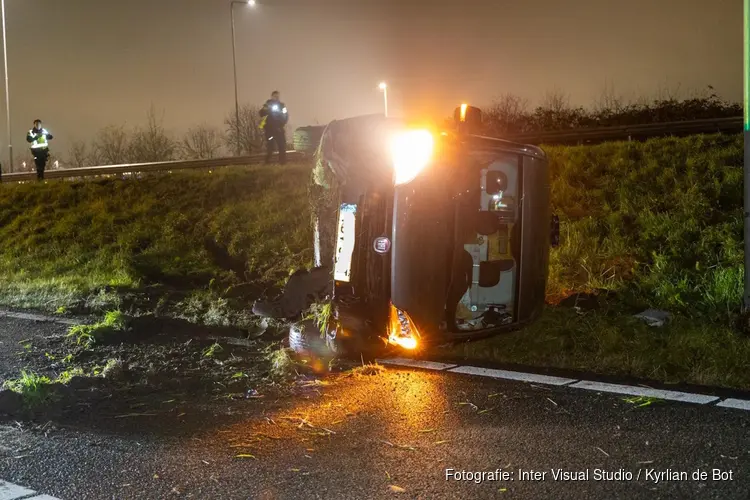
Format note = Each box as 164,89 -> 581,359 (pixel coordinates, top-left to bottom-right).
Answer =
435,306 -> 750,390
66,310 -> 127,348
2,371 -> 56,406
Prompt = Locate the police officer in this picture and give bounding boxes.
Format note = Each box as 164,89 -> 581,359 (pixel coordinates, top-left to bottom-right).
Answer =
26,119 -> 53,180
259,91 -> 288,165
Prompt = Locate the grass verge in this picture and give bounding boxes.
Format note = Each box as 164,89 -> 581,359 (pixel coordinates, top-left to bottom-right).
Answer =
438,306 -> 750,389
0,137 -> 747,388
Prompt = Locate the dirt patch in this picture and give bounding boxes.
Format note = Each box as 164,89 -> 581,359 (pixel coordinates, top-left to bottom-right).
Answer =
0,314 -> 366,429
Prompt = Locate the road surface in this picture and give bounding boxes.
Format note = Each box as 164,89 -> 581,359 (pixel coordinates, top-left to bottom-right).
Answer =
0,316 -> 748,500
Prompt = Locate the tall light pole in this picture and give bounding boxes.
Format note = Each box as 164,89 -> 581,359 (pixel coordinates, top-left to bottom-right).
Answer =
230,0 -> 255,157
744,0 -> 750,310
1,0 -> 11,176
379,81 -> 388,117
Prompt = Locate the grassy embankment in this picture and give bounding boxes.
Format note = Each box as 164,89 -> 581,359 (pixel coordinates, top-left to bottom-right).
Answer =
0,134 -> 748,388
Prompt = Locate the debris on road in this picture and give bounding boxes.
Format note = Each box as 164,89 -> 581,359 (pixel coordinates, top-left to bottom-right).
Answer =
633,309 -> 671,327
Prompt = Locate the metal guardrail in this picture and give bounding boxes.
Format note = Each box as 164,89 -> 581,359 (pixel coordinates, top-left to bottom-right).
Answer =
505,116 -> 742,145
0,150 -> 303,183
0,116 -> 741,182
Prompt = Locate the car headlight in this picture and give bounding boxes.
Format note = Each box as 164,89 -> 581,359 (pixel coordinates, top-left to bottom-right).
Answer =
390,129 -> 433,186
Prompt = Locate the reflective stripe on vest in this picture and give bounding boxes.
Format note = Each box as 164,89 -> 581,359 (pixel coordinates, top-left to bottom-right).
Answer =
29,130 -> 48,149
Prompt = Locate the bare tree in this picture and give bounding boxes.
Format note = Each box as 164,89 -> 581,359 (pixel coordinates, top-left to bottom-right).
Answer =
67,140 -> 90,168
129,105 -> 177,163
484,93 -> 530,134
182,124 -> 224,159
594,80 -> 628,115
224,103 -> 265,156
92,125 -> 131,165
540,88 -> 571,113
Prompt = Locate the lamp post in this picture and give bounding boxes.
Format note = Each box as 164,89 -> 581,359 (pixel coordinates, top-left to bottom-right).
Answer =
379,81 -> 388,117
744,0 -> 750,310
230,0 -> 256,157
1,0 -> 11,176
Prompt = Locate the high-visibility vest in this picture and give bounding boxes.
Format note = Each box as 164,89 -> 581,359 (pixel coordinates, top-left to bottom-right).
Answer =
30,129 -> 49,149
259,116 -> 267,130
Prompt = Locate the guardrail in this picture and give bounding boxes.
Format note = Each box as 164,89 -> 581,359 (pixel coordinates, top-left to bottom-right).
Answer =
0,116 -> 742,183
0,150 -> 303,183
504,116 -> 742,145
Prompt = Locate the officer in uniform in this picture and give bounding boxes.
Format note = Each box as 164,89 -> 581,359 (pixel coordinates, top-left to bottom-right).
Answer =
259,91 -> 288,165
26,119 -> 54,180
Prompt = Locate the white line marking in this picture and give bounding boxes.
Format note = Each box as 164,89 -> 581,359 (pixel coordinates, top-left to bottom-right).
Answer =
570,380 -> 719,404
26,496 -> 62,500
377,358 -> 457,371
447,366 -> 577,386
0,311 -> 79,326
0,480 -> 36,500
716,398 -> 750,411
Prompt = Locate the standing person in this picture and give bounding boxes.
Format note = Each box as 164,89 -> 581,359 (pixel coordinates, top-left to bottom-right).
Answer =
26,119 -> 53,180
259,91 -> 289,165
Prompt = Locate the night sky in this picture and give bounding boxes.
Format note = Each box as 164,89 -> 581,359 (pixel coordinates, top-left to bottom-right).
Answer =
0,0 -> 741,159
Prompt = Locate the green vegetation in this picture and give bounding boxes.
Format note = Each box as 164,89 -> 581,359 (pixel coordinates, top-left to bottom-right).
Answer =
2,370 -> 56,406
446,308 -> 750,389
67,310 -> 127,348
545,133 -> 742,321
0,134 -> 747,388
0,162 -> 312,312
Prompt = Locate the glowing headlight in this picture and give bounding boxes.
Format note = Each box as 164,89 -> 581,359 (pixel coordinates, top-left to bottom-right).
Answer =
271,105 -> 279,111
390,129 -> 433,186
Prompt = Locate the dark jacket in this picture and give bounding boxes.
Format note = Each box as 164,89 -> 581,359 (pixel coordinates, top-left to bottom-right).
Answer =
259,99 -> 289,130
26,127 -> 53,150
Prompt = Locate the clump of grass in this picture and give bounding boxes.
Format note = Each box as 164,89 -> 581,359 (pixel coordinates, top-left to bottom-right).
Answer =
66,310 -> 127,348
101,359 -> 125,379
351,362 -> 385,377
202,342 -> 223,358
305,300 -> 333,337
2,370 -> 56,406
266,346 -> 297,379
56,367 -> 86,384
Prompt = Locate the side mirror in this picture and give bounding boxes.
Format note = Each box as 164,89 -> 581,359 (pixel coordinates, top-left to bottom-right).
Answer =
453,105 -> 482,134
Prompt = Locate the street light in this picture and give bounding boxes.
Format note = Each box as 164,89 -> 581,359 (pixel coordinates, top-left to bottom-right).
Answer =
744,0 -> 750,310
379,81 -> 388,118
1,0 -> 11,176
230,0 -> 256,157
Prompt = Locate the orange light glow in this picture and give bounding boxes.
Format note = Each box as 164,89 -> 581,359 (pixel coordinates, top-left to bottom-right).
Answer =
459,103 -> 468,122
390,129 -> 434,186
387,303 -> 420,350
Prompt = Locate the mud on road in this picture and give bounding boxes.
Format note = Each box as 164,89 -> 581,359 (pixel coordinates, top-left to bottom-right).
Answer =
0,313 -> 354,428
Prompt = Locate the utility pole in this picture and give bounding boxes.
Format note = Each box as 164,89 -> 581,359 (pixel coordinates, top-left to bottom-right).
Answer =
744,0 -> 750,310
1,0 -> 11,177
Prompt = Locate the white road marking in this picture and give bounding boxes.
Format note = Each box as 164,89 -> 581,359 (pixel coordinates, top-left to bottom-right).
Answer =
569,380 -> 719,404
0,311 -> 79,326
26,496 -> 62,500
716,398 -> 750,411
0,481 -> 36,500
447,365 -> 578,386
380,359 -> 750,411
376,358 -> 457,371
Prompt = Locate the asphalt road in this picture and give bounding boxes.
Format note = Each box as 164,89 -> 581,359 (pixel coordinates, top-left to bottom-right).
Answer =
1,317 -> 749,500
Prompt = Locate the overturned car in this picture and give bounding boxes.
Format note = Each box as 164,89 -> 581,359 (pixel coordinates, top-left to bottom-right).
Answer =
254,105 -> 559,357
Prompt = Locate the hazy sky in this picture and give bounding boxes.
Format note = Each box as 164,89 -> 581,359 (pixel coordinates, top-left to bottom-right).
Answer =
0,0 -> 741,160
